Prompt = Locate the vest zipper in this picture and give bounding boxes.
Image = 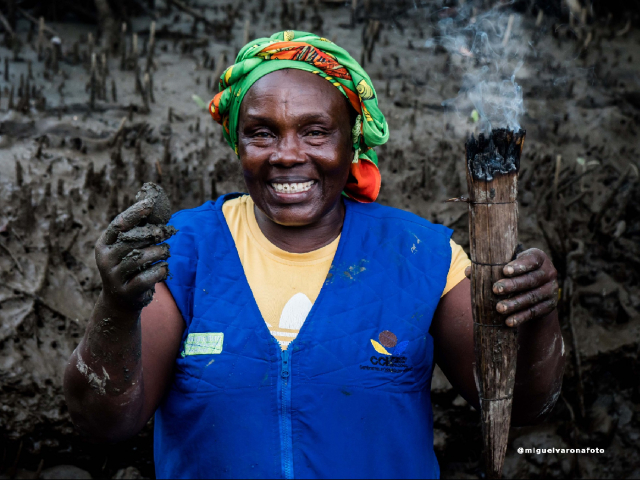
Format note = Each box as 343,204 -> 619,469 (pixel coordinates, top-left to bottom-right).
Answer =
280,349 -> 294,479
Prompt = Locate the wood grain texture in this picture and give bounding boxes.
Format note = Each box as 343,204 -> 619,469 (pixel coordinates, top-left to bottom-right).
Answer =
466,129 -> 525,479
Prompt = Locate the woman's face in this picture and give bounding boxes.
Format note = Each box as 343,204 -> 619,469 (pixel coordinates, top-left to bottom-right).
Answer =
237,69 -> 354,227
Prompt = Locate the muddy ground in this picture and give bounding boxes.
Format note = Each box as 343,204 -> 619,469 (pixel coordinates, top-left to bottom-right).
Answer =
1,0 -> 639,478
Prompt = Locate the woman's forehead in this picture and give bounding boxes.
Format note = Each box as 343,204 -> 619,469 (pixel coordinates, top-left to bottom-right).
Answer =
241,69 -> 347,114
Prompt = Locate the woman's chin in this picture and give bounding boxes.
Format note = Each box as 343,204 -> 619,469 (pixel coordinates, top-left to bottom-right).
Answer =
257,199 -> 330,228
265,206 -> 324,228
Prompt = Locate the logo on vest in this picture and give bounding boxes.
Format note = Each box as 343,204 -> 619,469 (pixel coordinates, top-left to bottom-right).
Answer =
360,330 -> 412,374
181,332 -> 224,356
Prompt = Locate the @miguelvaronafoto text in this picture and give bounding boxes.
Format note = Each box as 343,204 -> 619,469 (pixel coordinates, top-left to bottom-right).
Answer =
517,447 -> 605,454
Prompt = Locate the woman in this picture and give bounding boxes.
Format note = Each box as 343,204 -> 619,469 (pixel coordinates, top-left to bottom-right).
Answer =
64,31 -> 564,479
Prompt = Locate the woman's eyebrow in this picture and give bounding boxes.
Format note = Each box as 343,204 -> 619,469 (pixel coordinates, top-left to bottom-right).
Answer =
242,114 -> 276,125
292,112 -> 334,124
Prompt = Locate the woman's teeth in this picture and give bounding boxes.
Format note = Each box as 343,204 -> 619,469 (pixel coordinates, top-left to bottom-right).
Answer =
272,181 -> 314,193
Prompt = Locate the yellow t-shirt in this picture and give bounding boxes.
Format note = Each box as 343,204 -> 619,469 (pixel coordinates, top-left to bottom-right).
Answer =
223,196 -> 470,349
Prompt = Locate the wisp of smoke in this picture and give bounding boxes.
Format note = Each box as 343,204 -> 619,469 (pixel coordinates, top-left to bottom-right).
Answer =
425,3 -> 525,133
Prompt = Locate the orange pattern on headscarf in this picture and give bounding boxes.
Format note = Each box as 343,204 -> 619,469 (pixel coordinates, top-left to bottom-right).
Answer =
256,42 -> 362,114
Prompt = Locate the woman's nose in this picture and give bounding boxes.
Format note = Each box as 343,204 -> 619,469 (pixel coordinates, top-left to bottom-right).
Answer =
270,133 -> 305,167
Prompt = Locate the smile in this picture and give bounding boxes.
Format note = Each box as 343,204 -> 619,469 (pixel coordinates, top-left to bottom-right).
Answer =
270,181 -> 316,194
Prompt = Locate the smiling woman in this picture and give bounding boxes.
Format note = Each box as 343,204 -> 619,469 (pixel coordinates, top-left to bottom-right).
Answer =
237,69 -> 355,240
64,30 -> 565,480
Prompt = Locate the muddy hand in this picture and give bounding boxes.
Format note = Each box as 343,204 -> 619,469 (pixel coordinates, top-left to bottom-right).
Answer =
96,199 -> 174,311
464,248 -> 559,327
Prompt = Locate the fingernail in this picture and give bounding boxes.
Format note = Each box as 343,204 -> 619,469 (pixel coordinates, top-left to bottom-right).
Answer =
507,319 -> 515,327
497,303 -> 505,313
506,266 -> 514,275
496,284 -> 504,293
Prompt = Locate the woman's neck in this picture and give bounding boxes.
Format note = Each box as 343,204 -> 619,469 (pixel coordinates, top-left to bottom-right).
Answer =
253,199 -> 345,253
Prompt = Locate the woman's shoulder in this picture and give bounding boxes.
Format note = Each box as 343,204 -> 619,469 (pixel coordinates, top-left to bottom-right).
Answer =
348,200 -> 452,240
168,194 -> 246,229
170,201 -> 213,219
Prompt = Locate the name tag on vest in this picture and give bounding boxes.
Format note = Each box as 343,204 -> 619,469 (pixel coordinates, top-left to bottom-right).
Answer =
182,333 -> 224,356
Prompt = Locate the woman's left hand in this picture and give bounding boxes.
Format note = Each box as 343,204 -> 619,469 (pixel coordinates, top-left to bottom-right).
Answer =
466,248 -> 559,327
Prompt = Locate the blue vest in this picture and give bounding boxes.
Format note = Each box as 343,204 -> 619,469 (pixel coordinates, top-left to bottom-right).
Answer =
155,194 -> 453,479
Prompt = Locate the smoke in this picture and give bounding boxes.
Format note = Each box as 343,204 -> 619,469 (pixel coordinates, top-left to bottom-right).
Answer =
425,3 -> 526,133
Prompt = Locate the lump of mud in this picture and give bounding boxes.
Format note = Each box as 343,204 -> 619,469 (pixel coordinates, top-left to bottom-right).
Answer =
117,224 -> 177,244
135,183 -> 171,225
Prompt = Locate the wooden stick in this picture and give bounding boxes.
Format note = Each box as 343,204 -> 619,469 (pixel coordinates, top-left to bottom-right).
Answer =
15,160 -> 23,186
148,72 -> 155,103
211,52 -> 227,92
120,22 -> 127,70
155,160 -> 163,183
351,0 -> 358,27
466,128 -> 525,479
553,154 -> 562,199
163,136 -> 171,165
90,53 -> 97,109
88,32 -> 95,60
615,19 -> 631,37
243,18 -> 251,46
52,38 -> 61,74
142,72 -> 151,112
132,33 -> 139,69
37,16 -> 45,58
146,21 -> 156,72
0,11 -> 15,39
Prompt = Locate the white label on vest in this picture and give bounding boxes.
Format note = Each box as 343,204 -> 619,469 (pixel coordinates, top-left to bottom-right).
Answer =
182,332 -> 224,356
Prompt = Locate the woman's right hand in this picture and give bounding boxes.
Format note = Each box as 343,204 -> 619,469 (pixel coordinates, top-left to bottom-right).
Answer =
66,198 -> 181,442
95,198 -> 175,313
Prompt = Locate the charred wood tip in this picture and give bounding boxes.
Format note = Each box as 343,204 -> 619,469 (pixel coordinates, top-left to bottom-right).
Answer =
466,128 -> 526,182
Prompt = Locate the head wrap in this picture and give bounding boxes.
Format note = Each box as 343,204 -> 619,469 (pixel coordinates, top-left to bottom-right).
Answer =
208,30 -> 389,203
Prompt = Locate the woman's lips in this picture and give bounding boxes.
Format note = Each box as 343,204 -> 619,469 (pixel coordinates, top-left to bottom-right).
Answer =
270,180 -> 316,194
267,180 -> 318,202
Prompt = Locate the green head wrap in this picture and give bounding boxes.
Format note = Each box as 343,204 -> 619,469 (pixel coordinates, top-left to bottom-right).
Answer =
209,30 -> 389,203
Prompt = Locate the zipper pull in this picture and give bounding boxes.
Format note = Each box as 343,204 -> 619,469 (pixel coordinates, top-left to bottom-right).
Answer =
281,350 -> 290,379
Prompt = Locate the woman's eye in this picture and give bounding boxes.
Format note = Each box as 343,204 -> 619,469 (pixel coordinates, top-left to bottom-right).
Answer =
308,130 -> 325,136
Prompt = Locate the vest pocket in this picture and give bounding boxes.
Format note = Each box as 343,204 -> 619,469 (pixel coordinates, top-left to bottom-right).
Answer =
175,326 -> 278,392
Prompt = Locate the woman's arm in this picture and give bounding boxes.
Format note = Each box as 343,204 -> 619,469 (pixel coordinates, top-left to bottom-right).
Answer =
64,201 -> 184,442
430,249 -> 565,426
64,284 -> 184,442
